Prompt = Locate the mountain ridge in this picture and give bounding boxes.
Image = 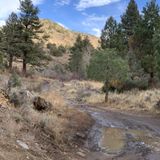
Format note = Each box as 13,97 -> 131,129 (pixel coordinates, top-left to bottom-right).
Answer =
40,19 -> 100,48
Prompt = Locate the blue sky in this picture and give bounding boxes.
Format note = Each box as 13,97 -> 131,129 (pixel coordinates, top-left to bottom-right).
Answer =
0,0 -> 160,37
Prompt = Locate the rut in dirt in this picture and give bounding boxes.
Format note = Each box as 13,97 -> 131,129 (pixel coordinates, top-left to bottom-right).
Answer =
78,105 -> 160,160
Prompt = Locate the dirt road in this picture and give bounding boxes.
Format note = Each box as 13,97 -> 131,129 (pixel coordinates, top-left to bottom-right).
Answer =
77,105 -> 160,160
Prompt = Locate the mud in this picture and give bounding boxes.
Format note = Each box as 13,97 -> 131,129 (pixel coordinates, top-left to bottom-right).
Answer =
78,105 -> 160,160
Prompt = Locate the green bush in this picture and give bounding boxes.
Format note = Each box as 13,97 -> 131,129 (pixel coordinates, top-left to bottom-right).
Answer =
0,52 -> 6,70
87,49 -> 129,83
9,92 -> 20,106
102,80 -> 123,92
8,72 -> 21,88
122,79 -> 148,91
47,43 -> 66,57
54,64 -> 65,74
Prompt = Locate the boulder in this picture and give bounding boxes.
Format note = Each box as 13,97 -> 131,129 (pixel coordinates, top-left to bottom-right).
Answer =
9,89 -> 34,107
33,96 -> 52,111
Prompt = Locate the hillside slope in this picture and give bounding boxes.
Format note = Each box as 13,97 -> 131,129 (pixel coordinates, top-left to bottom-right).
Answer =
40,19 -> 100,48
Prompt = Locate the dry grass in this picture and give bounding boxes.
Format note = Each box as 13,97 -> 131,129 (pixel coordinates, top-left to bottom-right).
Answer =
84,93 -> 105,104
1,71 -> 160,159
16,86 -> 93,147
6,73 -> 160,151
0,93 -> 10,107
0,73 -> 94,151
108,89 -> 160,113
40,19 -> 100,48
71,81 -> 104,104
39,90 -> 93,144
82,86 -> 160,113
5,72 -> 160,114
83,81 -> 103,90
21,105 -> 92,147
63,80 -> 160,114
0,99 -> 65,160
64,80 -> 103,93
41,91 -> 66,109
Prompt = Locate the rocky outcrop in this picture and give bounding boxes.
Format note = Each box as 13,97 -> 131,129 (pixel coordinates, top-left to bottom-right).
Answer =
33,96 -> 52,111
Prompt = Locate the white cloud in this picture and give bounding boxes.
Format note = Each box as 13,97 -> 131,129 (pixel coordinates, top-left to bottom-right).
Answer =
57,22 -> 69,29
0,0 -> 44,23
0,0 -> 19,19
92,28 -> 101,37
55,0 -> 71,6
82,13 -> 106,37
76,0 -> 121,10
82,14 -> 107,26
0,20 -> 5,27
117,1 -> 128,14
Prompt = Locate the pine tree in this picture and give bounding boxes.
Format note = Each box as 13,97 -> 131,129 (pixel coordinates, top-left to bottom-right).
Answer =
69,35 -> 94,78
121,0 -> 140,38
153,24 -> 160,77
18,0 -> 42,74
81,36 -> 94,78
2,12 -> 20,70
135,0 -> 160,86
121,0 -> 141,75
101,17 -> 127,57
114,23 -> 127,57
69,35 -> 83,76
87,49 -> 129,102
0,29 -> 4,66
100,16 -> 117,49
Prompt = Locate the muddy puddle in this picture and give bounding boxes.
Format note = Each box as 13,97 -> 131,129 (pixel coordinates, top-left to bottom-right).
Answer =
100,128 -> 126,154
78,105 -> 160,160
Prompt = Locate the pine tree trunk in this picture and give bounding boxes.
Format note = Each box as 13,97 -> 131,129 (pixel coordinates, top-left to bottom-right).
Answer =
22,52 -> 27,75
149,72 -> 154,87
9,55 -> 13,71
128,36 -> 134,70
104,80 -> 109,103
105,91 -> 108,103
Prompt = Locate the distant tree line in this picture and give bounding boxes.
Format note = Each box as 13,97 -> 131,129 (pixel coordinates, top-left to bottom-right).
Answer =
47,43 -> 67,57
95,0 -> 160,101
68,0 -> 160,102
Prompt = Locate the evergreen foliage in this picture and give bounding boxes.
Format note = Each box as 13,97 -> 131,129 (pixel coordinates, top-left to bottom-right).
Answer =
134,0 -> 160,85
100,17 -> 117,49
100,18 -> 127,57
69,35 -> 94,78
0,30 -> 4,67
100,0 -> 160,91
87,49 -> 129,83
18,0 -> 42,74
121,0 -> 140,38
47,43 -> 66,56
87,49 -> 129,102
121,0 -> 141,73
8,72 -> 22,88
2,12 -> 20,70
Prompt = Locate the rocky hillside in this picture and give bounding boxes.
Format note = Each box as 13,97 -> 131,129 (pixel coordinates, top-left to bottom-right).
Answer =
40,19 -> 100,48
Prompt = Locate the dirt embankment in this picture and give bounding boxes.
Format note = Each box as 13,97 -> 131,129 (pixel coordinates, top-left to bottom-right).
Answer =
0,75 -> 94,160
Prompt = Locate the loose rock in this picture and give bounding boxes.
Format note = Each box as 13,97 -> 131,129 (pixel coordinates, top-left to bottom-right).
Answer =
77,152 -> 86,158
33,96 -> 53,111
16,140 -> 29,150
